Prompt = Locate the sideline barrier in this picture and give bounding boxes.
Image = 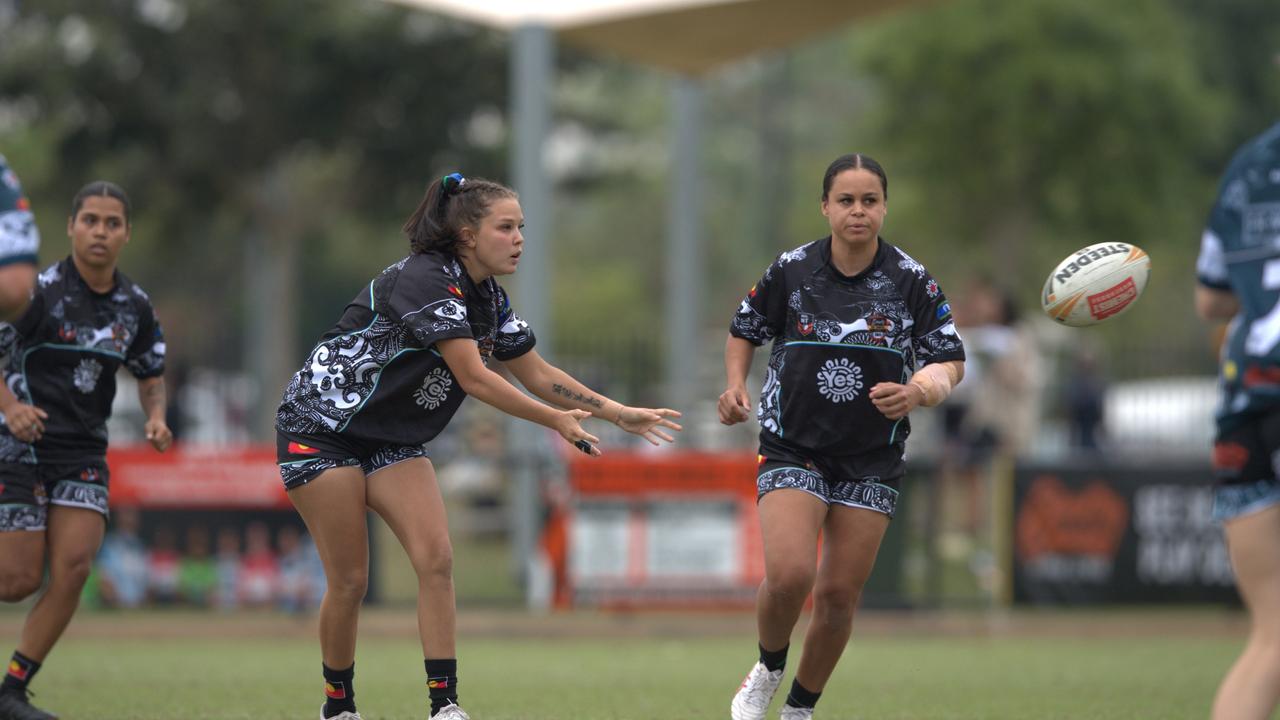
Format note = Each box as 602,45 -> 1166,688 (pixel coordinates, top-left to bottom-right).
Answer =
1011,461 -> 1236,605
106,445 -> 289,509
547,452 -> 763,609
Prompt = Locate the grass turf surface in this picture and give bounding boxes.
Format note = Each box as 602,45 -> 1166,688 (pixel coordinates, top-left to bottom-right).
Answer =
5,609 -> 1245,719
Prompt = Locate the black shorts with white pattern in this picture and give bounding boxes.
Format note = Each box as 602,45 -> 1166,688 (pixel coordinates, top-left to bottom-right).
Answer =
0,457 -> 110,531
755,437 -> 904,518
276,429 -> 429,490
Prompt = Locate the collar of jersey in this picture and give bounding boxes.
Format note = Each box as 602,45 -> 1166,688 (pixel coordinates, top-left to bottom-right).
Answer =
62,255 -> 121,297
820,236 -> 885,283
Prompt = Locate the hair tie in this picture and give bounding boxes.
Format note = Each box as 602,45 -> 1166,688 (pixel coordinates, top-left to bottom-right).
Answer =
442,172 -> 466,197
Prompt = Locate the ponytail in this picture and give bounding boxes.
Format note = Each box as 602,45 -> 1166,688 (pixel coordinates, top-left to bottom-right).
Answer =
402,173 -> 516,255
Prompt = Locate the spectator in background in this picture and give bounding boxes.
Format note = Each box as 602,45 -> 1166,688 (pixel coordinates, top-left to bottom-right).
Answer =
956,277 -> 1043,461
145,525 -> 181,605
1063,347 -> 1106,452
213,526 -> 242,611
96,506 -> 148,610
238,521 -> 279,609
937,277 -> 1042,546
277,524 -> 314,614
178,524 -> 216,607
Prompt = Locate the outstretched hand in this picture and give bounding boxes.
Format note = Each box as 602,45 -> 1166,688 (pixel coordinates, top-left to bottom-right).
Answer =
616,407 -> 683,445
554,409 -> 601,456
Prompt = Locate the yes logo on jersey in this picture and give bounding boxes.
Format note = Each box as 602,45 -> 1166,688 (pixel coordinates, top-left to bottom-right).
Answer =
414,367 -> 453,410
816,358 -> 863,403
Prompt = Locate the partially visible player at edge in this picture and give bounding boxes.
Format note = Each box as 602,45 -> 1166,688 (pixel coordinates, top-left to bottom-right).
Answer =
275,173 -> 682,720
1197,120 -> 1280,720
0,181 -> 171,720
720,154 -> 964,720
0,155 -> 41,321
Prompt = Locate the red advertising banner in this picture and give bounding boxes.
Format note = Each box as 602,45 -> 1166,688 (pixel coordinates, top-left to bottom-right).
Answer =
106,445 -> 289,509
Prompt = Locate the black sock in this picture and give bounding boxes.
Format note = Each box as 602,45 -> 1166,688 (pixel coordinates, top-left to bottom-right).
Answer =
785,679 -> 822,709
758,642 -> 789,672
1,651 -> 39,693
425,658 -> 458,715
322,663 -> 356,718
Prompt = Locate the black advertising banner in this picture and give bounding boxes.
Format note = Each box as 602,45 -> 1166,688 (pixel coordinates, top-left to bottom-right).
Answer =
1012,463 -> 1239,605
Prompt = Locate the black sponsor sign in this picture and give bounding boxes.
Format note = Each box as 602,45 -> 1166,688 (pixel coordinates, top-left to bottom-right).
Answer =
1012,462 -> 1238,605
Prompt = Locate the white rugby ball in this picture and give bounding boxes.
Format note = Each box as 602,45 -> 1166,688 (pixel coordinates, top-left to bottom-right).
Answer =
1041,242 -> 1150,327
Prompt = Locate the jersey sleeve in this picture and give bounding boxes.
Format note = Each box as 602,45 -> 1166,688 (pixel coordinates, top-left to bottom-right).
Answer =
386,257 -> 476,348
125,293 -> 166,379
492,285 -> 536,361
1197,178 -> 1240,290
729,258 -> 788,346
0,158 -> 39,268
907,271 -> 965,367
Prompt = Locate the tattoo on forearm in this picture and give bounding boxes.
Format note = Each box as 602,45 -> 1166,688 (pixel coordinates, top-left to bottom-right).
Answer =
552,383 -> 603,410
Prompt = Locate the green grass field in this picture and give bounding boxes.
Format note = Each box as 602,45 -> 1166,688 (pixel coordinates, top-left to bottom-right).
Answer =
0,608 -> 1246,719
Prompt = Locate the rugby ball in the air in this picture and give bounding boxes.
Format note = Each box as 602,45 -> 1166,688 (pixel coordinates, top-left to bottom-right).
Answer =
1041,242 -> 1150,327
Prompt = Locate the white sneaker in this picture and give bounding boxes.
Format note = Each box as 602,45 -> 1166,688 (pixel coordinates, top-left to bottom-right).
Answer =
779,705 -> 814,720
730,662 -> 784,720
320,705 -> 363,720
432,703 -> 471,720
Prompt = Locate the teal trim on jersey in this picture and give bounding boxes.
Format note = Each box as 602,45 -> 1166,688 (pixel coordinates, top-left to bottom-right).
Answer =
20,344 -> 125,465
23,342 -> 125,362
774,341 -> 910,446
336,346 -> 428,433
784,341 -> 904,357
367,280 -> 375,311
279,458 -> 319,467
887,418 -> 903,444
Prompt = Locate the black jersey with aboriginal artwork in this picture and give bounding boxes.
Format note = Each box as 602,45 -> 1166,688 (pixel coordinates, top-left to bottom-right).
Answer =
730,236 -> 965,457
0,257 -> 166,463
275,251 -> 536,447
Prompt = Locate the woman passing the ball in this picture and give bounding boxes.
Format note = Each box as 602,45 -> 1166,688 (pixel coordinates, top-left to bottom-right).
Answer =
720,154 -> 964,720
275,173 -> 681,720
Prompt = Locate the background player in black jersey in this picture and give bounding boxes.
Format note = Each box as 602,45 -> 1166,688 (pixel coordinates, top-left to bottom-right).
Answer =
275,173 -> 682,720
720,154 -> 964,720
1197,121 -> 1280,720
0,155 -> 41,322
0,181 -> 170,720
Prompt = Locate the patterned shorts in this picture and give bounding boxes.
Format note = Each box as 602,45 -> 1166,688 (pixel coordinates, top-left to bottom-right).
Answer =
0,458 -> 110,532
276,430 -> 429,490
755,439 -> 904,517
1212,410 -> 1280,522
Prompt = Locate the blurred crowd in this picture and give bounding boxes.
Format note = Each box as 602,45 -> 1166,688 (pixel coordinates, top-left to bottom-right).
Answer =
84,507 -> 325,613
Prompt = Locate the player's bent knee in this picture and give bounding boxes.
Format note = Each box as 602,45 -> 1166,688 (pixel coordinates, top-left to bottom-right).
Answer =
812,586 -> 860,625
326,569 -> 369,603
411,545 -> 454,583
766,567 -> 816,602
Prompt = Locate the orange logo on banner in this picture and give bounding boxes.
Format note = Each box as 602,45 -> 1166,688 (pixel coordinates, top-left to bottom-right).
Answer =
1016,474 -> 1128,562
